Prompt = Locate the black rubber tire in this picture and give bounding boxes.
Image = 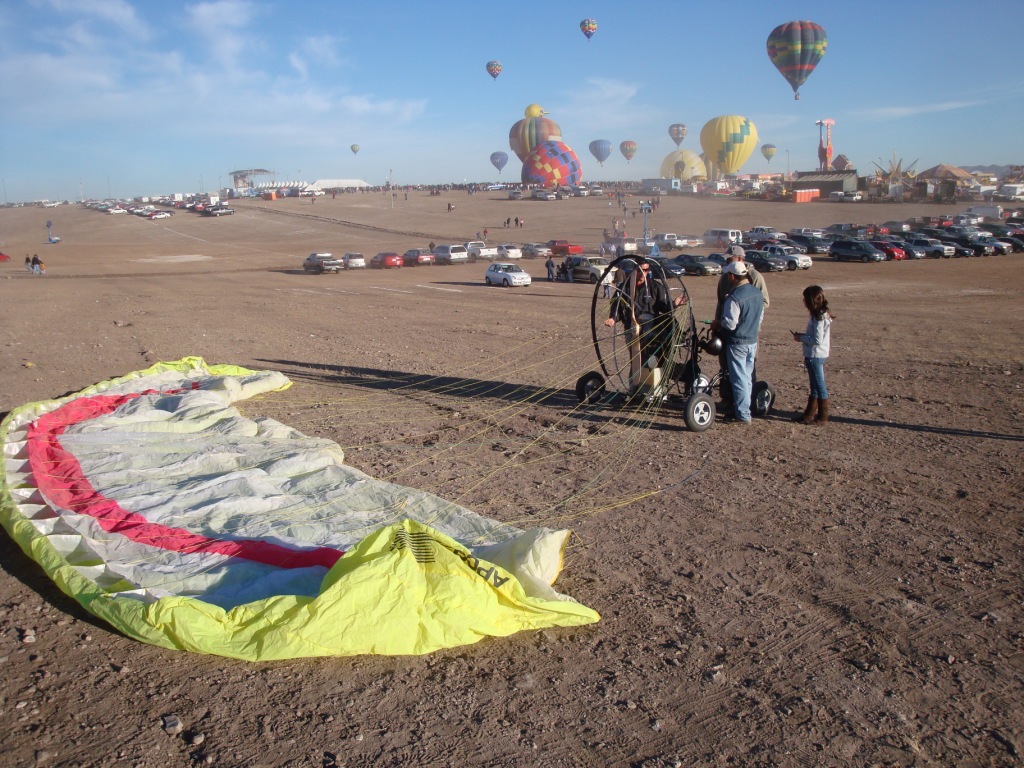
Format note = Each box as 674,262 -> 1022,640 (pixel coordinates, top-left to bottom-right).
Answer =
752,381 -> 776,417
787,262 -> 797,271
589,274 -> 599,284
575,371 -> 606,404
684,393 -> 716,432
485,277 -> 492,285
861,255 -> 870,263
502,279 -> 510,287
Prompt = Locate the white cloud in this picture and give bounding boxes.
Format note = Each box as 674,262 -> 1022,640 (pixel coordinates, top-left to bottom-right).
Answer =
30,0 -> 149,39
852,99 -> 987,120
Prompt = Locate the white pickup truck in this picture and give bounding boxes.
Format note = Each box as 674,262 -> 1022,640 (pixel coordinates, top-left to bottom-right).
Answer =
654,233 -> 684,249
465,241 -> 499,262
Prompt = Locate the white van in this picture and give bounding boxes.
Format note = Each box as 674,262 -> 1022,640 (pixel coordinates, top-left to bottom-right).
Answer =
702,228 -> 743,248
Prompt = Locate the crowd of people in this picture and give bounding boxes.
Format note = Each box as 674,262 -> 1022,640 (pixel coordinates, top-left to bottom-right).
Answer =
24,254 -> 45,276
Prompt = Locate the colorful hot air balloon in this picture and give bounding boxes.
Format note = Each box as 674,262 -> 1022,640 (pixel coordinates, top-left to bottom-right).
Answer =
767,20 -> 827,100
580,19 -> 597,40
509,105 -> 562,163
490,152 -> 509,174
668,124 -> 688,147
761,144 -> 777,163
619,141 -> 637,163
699,116 -> 759,178
350,144 -> 360,155
660,149 -> 705,180
588,139 -> 612,166
522,141 -> 583,187
486,60 -> 502,81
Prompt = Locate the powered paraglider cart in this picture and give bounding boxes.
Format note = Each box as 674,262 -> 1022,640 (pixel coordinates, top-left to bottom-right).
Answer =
574,255 -> 775,431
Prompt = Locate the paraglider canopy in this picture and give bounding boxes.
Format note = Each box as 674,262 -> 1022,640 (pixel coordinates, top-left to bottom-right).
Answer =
767,20 -> 827,100
580,19 -> 597,40
486,60 -> 502,80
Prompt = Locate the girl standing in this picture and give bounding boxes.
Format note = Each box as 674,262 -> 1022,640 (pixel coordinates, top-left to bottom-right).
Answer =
791,285 -> 833,424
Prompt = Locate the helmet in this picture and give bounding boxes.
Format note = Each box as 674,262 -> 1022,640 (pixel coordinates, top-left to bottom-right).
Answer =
700,334 -> 723,355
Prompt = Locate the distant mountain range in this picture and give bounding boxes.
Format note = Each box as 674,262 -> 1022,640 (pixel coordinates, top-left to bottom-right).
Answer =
961,165 -> 1016,176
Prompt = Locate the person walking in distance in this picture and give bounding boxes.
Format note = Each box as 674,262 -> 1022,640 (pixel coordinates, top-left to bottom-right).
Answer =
791,285 -> 834,424
711,261 -> 763,424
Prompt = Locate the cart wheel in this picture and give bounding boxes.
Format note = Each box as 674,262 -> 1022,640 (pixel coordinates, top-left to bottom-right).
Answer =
684,393 -> 715,432
753,381 -> 775,417
576,371 -> 606,404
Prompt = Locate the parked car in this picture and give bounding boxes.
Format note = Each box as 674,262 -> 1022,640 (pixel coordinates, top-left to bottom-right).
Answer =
905,237 -> 954,258
939,239 -> 974,258
870,241 -> 907,261
952,237 -> 994,257
757,243 -> 812,270
787,233 -> 831,254
887,240 -> 925,259
433,244 -> 469,264
203,205 -> 234,216
881,220 -> 911,233
507,189 -> 524,200
370,252 -> 403,269
829,240 -> 885,262
402,248 -> 435,266
496,243 -> 523,259
572,186 -> 590,197
531,189 -> 556,201
567,255 -> 614,284
521,243 -> 552,259
706,253 -> 730,266
646,256 -> 686,277
343,252 -> 367,269
673,254 -> 722,276
676,234 -> 704,248
303,253 -> 344,274
107,207 -> 127,214
744,250 -> 788,272
484,262 -> 531,287
972,236 -> 1011,255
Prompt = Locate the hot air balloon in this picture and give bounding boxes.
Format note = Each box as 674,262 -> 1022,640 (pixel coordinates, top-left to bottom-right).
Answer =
699,116 -> 759,178
619,141 -> 637,163
580,19 -> 597,40
589,140 -> 612,166
668,124 -> 688,147
486,60 -> 503,81
490,151 -> 508,174
522,141 -> 583,188
761,144 -> 777,163
509,105 -> 562,163
767,20 -> 827,100
350,144 -> 360,155
660,149 -> 705,181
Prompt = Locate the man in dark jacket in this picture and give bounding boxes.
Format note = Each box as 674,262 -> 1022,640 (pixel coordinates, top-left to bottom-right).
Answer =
711,261 -> 763,424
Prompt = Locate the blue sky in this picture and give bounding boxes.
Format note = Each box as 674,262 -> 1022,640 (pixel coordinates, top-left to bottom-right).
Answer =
1,0 -> 1022,201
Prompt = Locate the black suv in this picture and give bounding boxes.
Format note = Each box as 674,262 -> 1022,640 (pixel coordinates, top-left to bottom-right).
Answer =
829,239 -> 885,262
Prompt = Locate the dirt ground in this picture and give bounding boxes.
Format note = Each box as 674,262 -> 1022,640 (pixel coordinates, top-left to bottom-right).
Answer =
1,192 -> 1022,768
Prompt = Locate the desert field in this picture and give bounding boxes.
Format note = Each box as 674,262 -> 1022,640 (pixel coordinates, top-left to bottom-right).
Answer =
1,191 -> 1022,768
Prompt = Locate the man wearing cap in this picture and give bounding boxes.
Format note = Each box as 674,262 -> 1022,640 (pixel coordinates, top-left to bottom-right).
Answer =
714,244 -> 769,413
712,260 -> 763,424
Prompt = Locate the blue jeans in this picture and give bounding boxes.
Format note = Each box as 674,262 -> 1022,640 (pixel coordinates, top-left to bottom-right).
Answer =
726,342 -> 757,421
804,357 -> 828,399
546,266 -> 555,281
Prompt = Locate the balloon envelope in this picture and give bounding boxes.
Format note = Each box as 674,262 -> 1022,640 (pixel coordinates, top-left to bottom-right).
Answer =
699,116 -> 759,177
589,139 -> 612,166
580,19 -> 597,40
509,115 -> 562,163
486,60 -> 502,80
619,141 -> 637,163
490,151 -> 508,173
767,20 -> 827,99
668,124 -> 688,147
761,144 -> 777,162
522,141 -> 583,187
350,144 -> 360,155
660,149 -> 705,180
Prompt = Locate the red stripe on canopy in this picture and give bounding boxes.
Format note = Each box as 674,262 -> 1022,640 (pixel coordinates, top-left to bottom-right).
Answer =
24,388 -> 343,570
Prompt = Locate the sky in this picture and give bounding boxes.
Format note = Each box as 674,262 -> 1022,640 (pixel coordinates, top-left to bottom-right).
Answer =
1,0 -> 1022,202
